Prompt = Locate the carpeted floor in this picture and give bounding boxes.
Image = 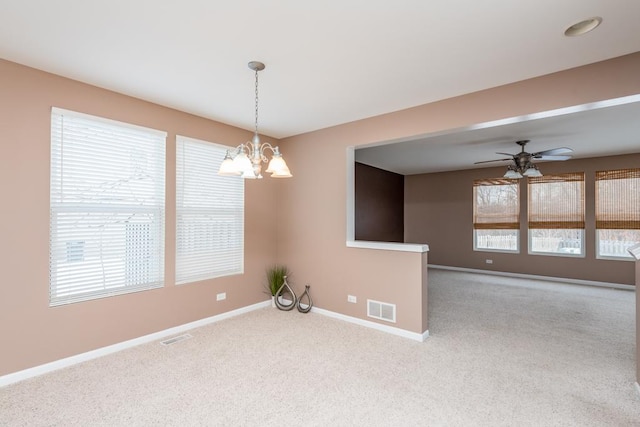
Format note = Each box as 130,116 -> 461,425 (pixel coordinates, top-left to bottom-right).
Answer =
1,269 -> 638,426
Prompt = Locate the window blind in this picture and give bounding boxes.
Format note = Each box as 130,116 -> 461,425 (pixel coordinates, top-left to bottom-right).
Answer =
50,107 -> 166,306
473,178 -> 520,229
176,136 -> 244,284
528,172 -> 585,229
595,168 -> 640,229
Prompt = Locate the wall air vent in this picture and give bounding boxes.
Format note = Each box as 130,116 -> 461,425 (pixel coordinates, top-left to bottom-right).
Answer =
367,299 -> 396,323
160,334 -> 193,346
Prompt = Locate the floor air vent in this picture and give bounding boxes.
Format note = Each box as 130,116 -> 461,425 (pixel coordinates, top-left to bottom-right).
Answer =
160,334 -> 193,346
367,299 -> 396,323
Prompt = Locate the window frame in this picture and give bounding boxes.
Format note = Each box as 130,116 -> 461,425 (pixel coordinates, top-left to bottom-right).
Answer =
528,229 -> 585,258
527,172 -> 585,258
595,168 -> 640,260
175,135 -> 245,285
472,178 -> 520,253
473,229 -> 520,254
49,107 -> 166,306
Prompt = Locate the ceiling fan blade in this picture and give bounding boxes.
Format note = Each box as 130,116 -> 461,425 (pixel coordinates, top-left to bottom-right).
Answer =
535,155 -> 572,161
474,158 -> 512,164
533,147 -> 573,157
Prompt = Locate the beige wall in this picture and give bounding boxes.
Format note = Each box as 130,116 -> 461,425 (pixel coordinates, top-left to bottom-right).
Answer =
0,59 -> 280,376
278,52 -> 640,335
2,52 -> 640,378
405,153 -> 640,285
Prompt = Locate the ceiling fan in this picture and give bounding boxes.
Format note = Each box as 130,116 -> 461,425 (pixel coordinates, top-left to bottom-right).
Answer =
474,139 -> 573,178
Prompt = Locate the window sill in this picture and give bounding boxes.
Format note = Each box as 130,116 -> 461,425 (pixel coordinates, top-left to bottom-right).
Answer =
528,251 -> 585,258
596,255 -> 635,262
474,248 -> 519,254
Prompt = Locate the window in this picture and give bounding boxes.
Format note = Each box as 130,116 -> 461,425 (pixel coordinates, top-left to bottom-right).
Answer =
473,178 -> 519,252
176,136 -> 244,284
49,108 -> 166,306
528,172 -> 585,256
595,168 -> 640,259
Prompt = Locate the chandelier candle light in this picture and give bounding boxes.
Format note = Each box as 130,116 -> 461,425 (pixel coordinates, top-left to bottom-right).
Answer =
218,61 -> 292,179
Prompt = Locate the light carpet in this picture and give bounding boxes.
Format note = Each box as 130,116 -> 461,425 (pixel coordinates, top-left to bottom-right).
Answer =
1,270 -> 638,426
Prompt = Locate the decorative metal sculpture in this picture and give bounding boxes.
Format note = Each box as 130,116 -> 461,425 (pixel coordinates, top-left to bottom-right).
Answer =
274,275 -> 297,311
297,285 -> 313,313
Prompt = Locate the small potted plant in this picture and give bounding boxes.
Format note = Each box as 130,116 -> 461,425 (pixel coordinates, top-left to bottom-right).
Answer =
266,265 -> 289,306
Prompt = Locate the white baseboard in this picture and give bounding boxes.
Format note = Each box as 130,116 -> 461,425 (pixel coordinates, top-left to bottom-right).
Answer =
1,298 -> 430,387
311,306 -> 428,342
428,265 -> 634,291
274,296 -> 428,341
0,300 -> 270,388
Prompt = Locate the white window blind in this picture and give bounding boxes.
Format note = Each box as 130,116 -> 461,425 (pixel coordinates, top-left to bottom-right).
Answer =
50,108 -> 166,306
176,136 -> 244,284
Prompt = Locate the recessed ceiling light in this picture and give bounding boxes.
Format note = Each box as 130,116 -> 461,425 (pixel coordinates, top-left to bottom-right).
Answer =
564,17 -> 602,37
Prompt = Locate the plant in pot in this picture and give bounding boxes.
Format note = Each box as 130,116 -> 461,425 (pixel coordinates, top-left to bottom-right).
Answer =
266,265 -> 289,307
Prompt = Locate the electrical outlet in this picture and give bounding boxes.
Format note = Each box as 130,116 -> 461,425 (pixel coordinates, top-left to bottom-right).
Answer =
347,295 -> 357,303
486,259 -> 493,264
216,292 -> 226,301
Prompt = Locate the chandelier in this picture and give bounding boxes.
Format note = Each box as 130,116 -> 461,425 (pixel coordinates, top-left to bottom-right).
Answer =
218,61 -> 292,179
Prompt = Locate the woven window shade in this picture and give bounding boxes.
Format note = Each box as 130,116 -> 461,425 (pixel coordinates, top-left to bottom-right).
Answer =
473,178 -> 519,230
528,172 -> 585,229
595,168 -> 640,230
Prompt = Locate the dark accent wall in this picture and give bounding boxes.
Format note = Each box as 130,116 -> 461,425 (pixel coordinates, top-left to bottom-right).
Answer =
355,162 -> 404,242
404,153 -> 640,285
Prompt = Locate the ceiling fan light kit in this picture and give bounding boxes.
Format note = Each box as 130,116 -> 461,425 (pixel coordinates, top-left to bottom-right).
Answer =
504,165 -> 523,179
475,139 -> 573,179
522,164 -> 542,178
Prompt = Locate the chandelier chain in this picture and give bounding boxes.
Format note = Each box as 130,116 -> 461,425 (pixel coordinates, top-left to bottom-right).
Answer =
254,69 -> 259,135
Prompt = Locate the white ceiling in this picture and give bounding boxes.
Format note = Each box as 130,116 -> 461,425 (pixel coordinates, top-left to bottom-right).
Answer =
1,1 -> 639,171
355,96 -> 640,175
